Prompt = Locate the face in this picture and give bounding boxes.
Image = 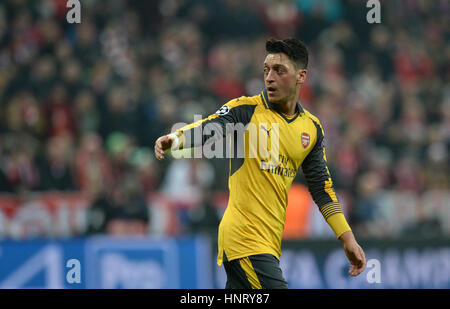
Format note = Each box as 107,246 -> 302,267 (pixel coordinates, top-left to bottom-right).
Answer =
263,53 -> 307,104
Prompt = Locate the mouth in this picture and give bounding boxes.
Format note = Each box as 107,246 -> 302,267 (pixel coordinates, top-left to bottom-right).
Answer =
267,87 -> 277,95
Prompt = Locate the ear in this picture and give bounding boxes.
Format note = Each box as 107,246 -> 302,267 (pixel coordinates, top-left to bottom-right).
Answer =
297,69 -> 307,84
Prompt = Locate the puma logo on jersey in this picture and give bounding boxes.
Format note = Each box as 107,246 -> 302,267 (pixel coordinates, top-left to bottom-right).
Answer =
260,125 -> 271,135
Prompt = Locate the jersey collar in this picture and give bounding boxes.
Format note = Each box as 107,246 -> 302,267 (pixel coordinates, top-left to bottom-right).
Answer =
261,90 -> 303,123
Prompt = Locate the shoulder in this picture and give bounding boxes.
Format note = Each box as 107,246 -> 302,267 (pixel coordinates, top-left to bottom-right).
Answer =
302,108 -> 326,143
214,95 -> 261,116
302,108 -> 323,129
223,95 -> 260,109
211,95 -> 260,120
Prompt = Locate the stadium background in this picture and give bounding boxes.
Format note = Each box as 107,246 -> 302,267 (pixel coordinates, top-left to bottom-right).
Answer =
0,0 -> 448,288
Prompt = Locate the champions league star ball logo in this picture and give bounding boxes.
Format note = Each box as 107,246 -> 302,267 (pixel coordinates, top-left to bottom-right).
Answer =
215,105 -> 230,116
301,132 -> 310,149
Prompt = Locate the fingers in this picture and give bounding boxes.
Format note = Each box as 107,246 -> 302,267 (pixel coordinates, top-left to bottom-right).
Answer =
349,264 -> 358,277
155,146 -> 164,160
154,136 -> 167,160
154,142 -> 164,160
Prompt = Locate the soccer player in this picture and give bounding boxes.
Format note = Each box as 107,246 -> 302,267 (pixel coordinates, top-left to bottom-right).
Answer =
154,38 -> 366,289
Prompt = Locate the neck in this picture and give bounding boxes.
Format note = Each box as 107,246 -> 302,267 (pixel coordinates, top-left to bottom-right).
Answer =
274,89 -> 300,116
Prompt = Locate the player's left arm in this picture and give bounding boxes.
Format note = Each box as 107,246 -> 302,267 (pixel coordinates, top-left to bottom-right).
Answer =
301,119 -> 366,277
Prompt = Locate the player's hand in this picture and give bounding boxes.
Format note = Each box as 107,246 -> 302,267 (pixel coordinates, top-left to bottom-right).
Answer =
154,135 -> 174,160
340,231 -> 366,277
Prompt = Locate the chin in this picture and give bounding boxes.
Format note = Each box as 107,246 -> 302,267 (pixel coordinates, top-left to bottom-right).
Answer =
268,94 -> 281,103
267,92 -> 276,99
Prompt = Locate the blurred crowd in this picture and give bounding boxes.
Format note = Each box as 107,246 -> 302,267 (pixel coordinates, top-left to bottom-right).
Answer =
0,0 -> 448,238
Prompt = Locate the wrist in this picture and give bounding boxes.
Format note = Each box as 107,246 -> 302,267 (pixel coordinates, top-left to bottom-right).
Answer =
168,131 -> 185,150
339,230 -> 355,244
167,133 -> 180,150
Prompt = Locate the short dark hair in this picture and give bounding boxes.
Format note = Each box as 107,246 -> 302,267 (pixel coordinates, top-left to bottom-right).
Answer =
265,38 -> 308,69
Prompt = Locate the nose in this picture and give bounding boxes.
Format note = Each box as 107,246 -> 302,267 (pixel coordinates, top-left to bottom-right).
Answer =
265,69 -> 275,84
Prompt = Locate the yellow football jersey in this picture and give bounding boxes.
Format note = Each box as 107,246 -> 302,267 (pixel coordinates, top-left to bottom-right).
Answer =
176,90 -> 349,266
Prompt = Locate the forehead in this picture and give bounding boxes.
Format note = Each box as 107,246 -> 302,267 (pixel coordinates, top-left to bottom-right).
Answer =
264,53 -> 293,68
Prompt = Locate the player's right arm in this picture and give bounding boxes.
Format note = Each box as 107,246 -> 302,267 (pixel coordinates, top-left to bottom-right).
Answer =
154,97 -> 257,160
